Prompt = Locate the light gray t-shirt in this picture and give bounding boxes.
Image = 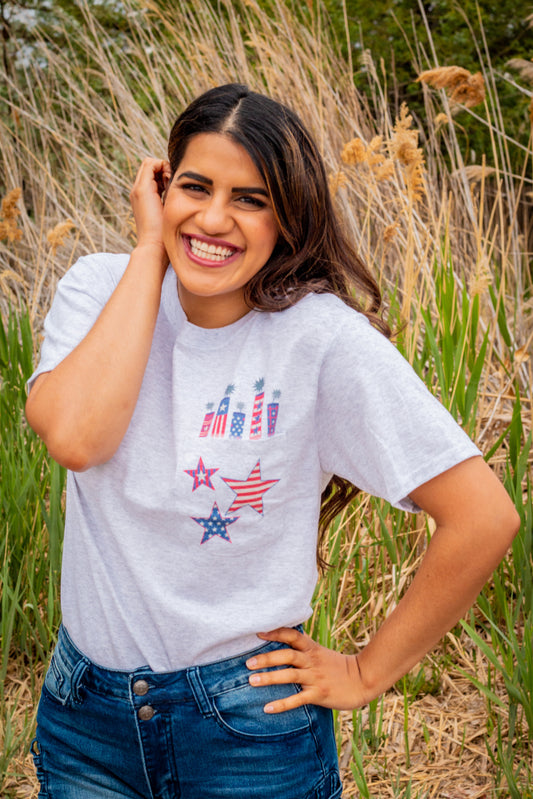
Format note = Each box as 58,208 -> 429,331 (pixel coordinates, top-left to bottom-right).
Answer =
29,253 -> 480,671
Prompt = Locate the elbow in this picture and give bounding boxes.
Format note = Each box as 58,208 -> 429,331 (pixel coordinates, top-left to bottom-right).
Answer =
505,504 -> 521,545
47,440 -> 94,472
490,499 -> 521,560
26,396 -> 90,471
38,428 -> 94,471
26,386 -> 111,471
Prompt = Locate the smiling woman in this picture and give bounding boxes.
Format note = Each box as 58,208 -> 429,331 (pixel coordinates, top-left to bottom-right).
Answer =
162,133 -> 279,328
24,83 -> 519,799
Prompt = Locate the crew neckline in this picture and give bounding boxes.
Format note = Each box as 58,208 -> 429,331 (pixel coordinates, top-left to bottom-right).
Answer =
160,267 -> 259,347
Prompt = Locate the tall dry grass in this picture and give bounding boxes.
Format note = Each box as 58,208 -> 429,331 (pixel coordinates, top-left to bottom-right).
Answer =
1,0 -> 531,796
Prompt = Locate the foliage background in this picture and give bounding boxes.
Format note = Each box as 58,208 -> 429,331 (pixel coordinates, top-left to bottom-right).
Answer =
0,0 -> 532,797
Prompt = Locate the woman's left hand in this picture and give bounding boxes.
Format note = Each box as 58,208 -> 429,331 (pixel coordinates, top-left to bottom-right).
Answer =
246,627 -> 368,713
247,459 -> 519,716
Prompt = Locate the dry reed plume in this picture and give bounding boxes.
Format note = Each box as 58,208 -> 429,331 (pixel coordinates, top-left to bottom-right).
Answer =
340,104 -> 425,201
417,65 -> 486,108
47,220 -> 75,255
0,187 -> 23,243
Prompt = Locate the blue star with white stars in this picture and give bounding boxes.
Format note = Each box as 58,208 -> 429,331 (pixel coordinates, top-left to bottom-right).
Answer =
192,503 -> 239,544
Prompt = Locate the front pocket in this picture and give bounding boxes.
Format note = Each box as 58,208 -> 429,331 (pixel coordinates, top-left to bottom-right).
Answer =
43,640 -> 88,707
176,433 -> 289,557
212,679 -> 311,741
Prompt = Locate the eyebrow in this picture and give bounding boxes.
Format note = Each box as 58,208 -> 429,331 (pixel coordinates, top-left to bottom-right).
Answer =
177,171 -> 268,197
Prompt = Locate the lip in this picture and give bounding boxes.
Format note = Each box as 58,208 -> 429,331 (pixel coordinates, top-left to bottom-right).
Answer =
182,234 -> 243,268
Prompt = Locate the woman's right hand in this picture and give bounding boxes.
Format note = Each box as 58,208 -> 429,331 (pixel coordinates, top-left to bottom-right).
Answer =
129,158 -> 172,255
26,161 -> 173,471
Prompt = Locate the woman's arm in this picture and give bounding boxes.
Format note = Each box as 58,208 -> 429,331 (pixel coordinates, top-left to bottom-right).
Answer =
26,159 -> 171,472
245,456 -> 520,712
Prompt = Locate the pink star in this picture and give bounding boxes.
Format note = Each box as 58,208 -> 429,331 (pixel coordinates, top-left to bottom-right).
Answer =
184,457 -> 218,491
221,460 -> 279,515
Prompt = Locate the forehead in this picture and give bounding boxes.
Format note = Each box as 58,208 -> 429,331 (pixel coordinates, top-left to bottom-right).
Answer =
178,133 -> 265,186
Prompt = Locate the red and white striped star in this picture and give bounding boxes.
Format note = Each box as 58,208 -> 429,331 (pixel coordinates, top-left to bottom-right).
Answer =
221,460 -> 279,515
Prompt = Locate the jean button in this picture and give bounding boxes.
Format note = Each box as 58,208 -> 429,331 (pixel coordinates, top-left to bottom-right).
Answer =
138,705 -> 154,721
133,679 -> 149,696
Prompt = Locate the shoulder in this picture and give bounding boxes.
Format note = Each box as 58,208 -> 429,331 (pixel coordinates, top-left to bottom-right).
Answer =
58,252 -> 130,292
266,292 -> 372,341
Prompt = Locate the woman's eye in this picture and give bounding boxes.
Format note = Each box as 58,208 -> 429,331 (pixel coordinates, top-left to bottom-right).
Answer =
181,183 -> 208,194
237,195 -> 266,208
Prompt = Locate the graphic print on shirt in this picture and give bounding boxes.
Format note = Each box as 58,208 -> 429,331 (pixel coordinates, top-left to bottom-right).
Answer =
221,459 -> 279,515
249,378 -> 265,439
199,403 -> 215,437
229,402 -> 246,439
184,457 -> 218,491
267,389 -> 281,436
190,377 -> 282,543
211,384 -> 235,438
198,379 -> 281,440
192,502 -> 239,544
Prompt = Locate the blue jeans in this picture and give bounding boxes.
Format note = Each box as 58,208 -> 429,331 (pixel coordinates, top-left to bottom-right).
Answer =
31,625 -> 342,798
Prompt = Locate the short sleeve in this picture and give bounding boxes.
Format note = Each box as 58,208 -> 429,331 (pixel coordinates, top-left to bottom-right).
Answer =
316,315 -> 481,512
27,253 -> 130,392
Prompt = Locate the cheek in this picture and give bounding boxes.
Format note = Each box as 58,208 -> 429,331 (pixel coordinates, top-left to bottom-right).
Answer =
256,219 -> 279,257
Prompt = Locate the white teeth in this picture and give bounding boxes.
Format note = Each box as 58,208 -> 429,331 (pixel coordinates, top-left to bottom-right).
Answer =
189,237 -> 237,261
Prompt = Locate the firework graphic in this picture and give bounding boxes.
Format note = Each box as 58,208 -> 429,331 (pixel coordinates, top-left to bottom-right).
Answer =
267,389 -> 281,436
230,402 -> 246,439
199,403 -> 215,437
212,384 -> 235,438
249,378 -> 265,440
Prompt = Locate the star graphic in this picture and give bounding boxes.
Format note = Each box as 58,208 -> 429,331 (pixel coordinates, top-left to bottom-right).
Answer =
221,460 -> 279,515
192,503 -> 239,544
184,457 -> 218,491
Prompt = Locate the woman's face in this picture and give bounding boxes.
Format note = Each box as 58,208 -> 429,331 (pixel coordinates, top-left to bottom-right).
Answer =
162,133 -> 279,328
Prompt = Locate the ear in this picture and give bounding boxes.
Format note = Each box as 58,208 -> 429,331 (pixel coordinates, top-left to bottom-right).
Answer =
161,161 -> 172,204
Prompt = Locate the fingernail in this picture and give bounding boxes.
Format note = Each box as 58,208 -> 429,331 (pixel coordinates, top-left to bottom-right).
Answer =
249,674 -> 260,685
246,657 -> 257,668
264,704 -> 274,714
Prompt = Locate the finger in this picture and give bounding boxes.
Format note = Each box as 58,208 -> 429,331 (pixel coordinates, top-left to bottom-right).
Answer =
246,647 -> 306,671
132,158 -> 167,188
248,667 -> 302,687
257,627 -> 311,649
263,688 -> 315,715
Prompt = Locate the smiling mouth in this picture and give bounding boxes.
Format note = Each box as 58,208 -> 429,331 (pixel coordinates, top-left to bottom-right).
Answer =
186,236 -> 240,263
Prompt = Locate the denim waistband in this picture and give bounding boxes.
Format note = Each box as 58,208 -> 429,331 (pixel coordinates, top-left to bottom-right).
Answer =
54,624 -> 292,703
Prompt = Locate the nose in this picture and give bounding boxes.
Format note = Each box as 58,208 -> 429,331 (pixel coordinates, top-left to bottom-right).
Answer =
196,194 -> 234,235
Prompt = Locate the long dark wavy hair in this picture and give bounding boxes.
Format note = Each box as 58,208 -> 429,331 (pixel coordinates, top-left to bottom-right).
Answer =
168,84 -> 391,567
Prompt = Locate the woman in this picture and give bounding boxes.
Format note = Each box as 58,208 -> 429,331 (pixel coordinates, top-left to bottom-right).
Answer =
26,84 -> 519,798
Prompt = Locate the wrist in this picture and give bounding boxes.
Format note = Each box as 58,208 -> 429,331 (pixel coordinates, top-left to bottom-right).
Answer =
353,650 -> 389,704
131,241 -> 169,270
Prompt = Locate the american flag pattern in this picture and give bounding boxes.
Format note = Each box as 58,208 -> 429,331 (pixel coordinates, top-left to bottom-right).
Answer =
199,405 -> 215,437
184,457 -> 218,491
199,379 -> 280,441
249,378 -> 265,440
229,409 -> 245,438
221,460 -> 279,515
192,502 -> 238,544
211,396 -> 230,438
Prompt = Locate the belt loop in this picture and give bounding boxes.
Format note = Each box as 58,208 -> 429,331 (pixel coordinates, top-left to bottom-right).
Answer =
186,667 -> 213,719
